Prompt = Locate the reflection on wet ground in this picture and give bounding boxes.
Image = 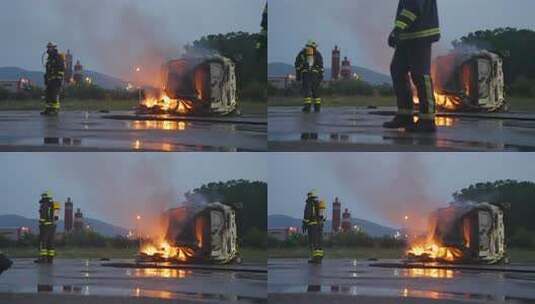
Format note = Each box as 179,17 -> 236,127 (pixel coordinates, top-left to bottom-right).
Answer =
0,111 -> 266,151
269,106 -> 535,151
269,259 -> 535,303
0,259 -> 266,303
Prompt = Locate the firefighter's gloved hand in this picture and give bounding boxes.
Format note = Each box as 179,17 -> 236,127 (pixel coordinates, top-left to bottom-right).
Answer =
388,29 -> 400,48
302,222 -> 307,233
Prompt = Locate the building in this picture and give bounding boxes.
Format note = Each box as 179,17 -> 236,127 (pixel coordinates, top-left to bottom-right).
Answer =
0,227 -> 31,241
64,197 -> 74,233
64,49 -> 73,85
73,60 -> 84,85
332,197 -> 341,233
268,75 -> 297,90
74,208 -> 84,232
268,227 -> 298,241
331,46 -> 341,80
0,78 -> 32,93
341,208 -> 352,232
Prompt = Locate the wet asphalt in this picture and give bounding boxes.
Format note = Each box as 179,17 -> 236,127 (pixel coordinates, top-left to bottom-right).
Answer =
0,258 -> 267,304
0,111 -> 267,152
268,106 -> 535,151
268,258 -> 535,304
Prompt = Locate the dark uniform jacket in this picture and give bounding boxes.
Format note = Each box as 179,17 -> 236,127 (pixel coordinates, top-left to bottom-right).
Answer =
45,51 -> 65,84
295,48 -> 324,80
303,197 -> 322,227
394,0 -> 440,43
39,198 -> 54,226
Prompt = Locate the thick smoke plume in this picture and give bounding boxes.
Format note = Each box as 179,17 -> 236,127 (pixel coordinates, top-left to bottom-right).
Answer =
50,155 -> 180,235
52,0 -> 182,86
330,154 -> 443,233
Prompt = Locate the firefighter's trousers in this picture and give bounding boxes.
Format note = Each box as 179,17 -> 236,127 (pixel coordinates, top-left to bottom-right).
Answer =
302,72 -> 322,106
39,224 -> 56,262
45,79 -> 62,111
391,41 -> 436,120
307,223 -> 324,263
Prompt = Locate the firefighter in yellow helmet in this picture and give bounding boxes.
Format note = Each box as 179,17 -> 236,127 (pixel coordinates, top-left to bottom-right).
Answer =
384,0 -> 440,133
295,40 -> 324,113
35,192 -> 60,264
302,191 -> 326,264
42,42 -> 65,116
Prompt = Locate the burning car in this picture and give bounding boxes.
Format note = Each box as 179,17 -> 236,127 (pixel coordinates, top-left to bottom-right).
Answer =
407,202 -> 506,264
431,50 -> 507,112
138,55 -> 238,116
139,202 -> 239,264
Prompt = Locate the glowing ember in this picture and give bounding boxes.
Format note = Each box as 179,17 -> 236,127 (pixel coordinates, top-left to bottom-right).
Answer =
407,241 -> 463,262
140,240 -> 195,262
141,91 -> 193,114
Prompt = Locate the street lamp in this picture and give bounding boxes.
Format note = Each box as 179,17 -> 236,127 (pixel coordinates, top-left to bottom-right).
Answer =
136,215 -> 141,249
135,66 -> 142,103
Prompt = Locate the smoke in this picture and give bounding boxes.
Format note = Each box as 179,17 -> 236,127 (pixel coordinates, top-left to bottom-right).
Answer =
50,154 -> 180,234
326,1 -> 451,72
51,0 -> 182,86
330,154 -> 442,233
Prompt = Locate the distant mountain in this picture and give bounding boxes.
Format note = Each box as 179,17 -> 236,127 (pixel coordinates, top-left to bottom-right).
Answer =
0,214 -> 128,237
0,67 -> 128,90
268,62 -> 392,85
268,214 -> 397,238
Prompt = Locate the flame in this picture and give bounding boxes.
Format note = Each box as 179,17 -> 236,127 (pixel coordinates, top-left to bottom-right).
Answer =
407,241 -> 463,262
141,92 -> 193,114
140,240 -> 195,262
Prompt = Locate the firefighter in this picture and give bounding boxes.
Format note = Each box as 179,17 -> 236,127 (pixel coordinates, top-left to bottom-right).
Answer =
302,191 -> 326,264
383,0 -> 440,133
36,192 -> 59,264
42,42 -> 65,116
0,251 -> 12,275
295,40 -> 324,113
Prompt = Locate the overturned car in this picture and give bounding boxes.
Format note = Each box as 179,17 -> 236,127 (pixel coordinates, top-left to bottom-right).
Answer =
139,202 -> 239,264
137,55 -> 238,116
432,50 -> 507,112
407,202 -> 506,264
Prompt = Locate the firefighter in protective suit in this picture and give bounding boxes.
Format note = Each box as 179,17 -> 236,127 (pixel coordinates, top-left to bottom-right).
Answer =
35,192 -> 60,264
384,0 -> 440,133
0,251 -> 12,275
42,42 -> 65,116
295,40 -> 324,113
302,191 -> 326,264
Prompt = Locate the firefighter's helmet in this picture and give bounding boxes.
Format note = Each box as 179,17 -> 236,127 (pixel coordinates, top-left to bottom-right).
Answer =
46,42 -> 57,49
307,190 -> 318,198
306,39 -> 317,48
41,191 -> 52,199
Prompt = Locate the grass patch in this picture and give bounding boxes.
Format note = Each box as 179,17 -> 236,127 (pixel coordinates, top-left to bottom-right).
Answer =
269,95 -> 535,112
269,247 -> 403,260
269,95 -> 395,108
0,99 -> 138,111
2,246 -> 266,263
269,246 -> 535,263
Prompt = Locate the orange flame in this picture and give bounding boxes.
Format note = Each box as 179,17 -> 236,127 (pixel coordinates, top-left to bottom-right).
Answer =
141,91 -> 193,114
140,240 -> 195,262
407,241 -> 463,262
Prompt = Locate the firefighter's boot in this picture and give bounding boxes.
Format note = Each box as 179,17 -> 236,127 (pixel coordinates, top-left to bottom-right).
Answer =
302,103 -> 312,113
40,107 -> 59,117
313,103 -> 321,113
406,118 -> 436,133
383,114 -> 413,129
34,257 -> 46,264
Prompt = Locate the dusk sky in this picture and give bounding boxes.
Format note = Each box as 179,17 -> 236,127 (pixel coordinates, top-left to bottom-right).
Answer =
269,0 -> 535,73
0,0 -> 264,79
269,153 -> 535,229
0,153 -> 266,229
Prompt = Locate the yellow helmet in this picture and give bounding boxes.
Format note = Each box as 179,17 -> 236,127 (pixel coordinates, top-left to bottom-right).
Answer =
46,42 -> 57,49
41,191 -> 52,199
307,189 -> 318,198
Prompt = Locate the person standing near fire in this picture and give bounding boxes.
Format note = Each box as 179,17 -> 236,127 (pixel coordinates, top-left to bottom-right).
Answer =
295,40 -> 324,113
42,42 -> 65,116
35,192 -> 60,264
302,191 -> 326,264
383,0 -> 441,133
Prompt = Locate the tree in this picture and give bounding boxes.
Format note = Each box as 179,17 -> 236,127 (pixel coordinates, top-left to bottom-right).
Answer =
452,28 -> 535,85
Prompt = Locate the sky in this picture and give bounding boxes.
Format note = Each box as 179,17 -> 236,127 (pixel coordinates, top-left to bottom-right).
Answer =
0,0 -> 264,80
269,0 -> 535,73
268,153 -> 535,230
0,153 -> 266,229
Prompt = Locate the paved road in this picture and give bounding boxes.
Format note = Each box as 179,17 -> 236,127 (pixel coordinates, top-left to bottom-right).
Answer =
269,106 -> 535,151
0,111 -> 267,151
269,258 -> 535,304
0,259 -> 266,303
